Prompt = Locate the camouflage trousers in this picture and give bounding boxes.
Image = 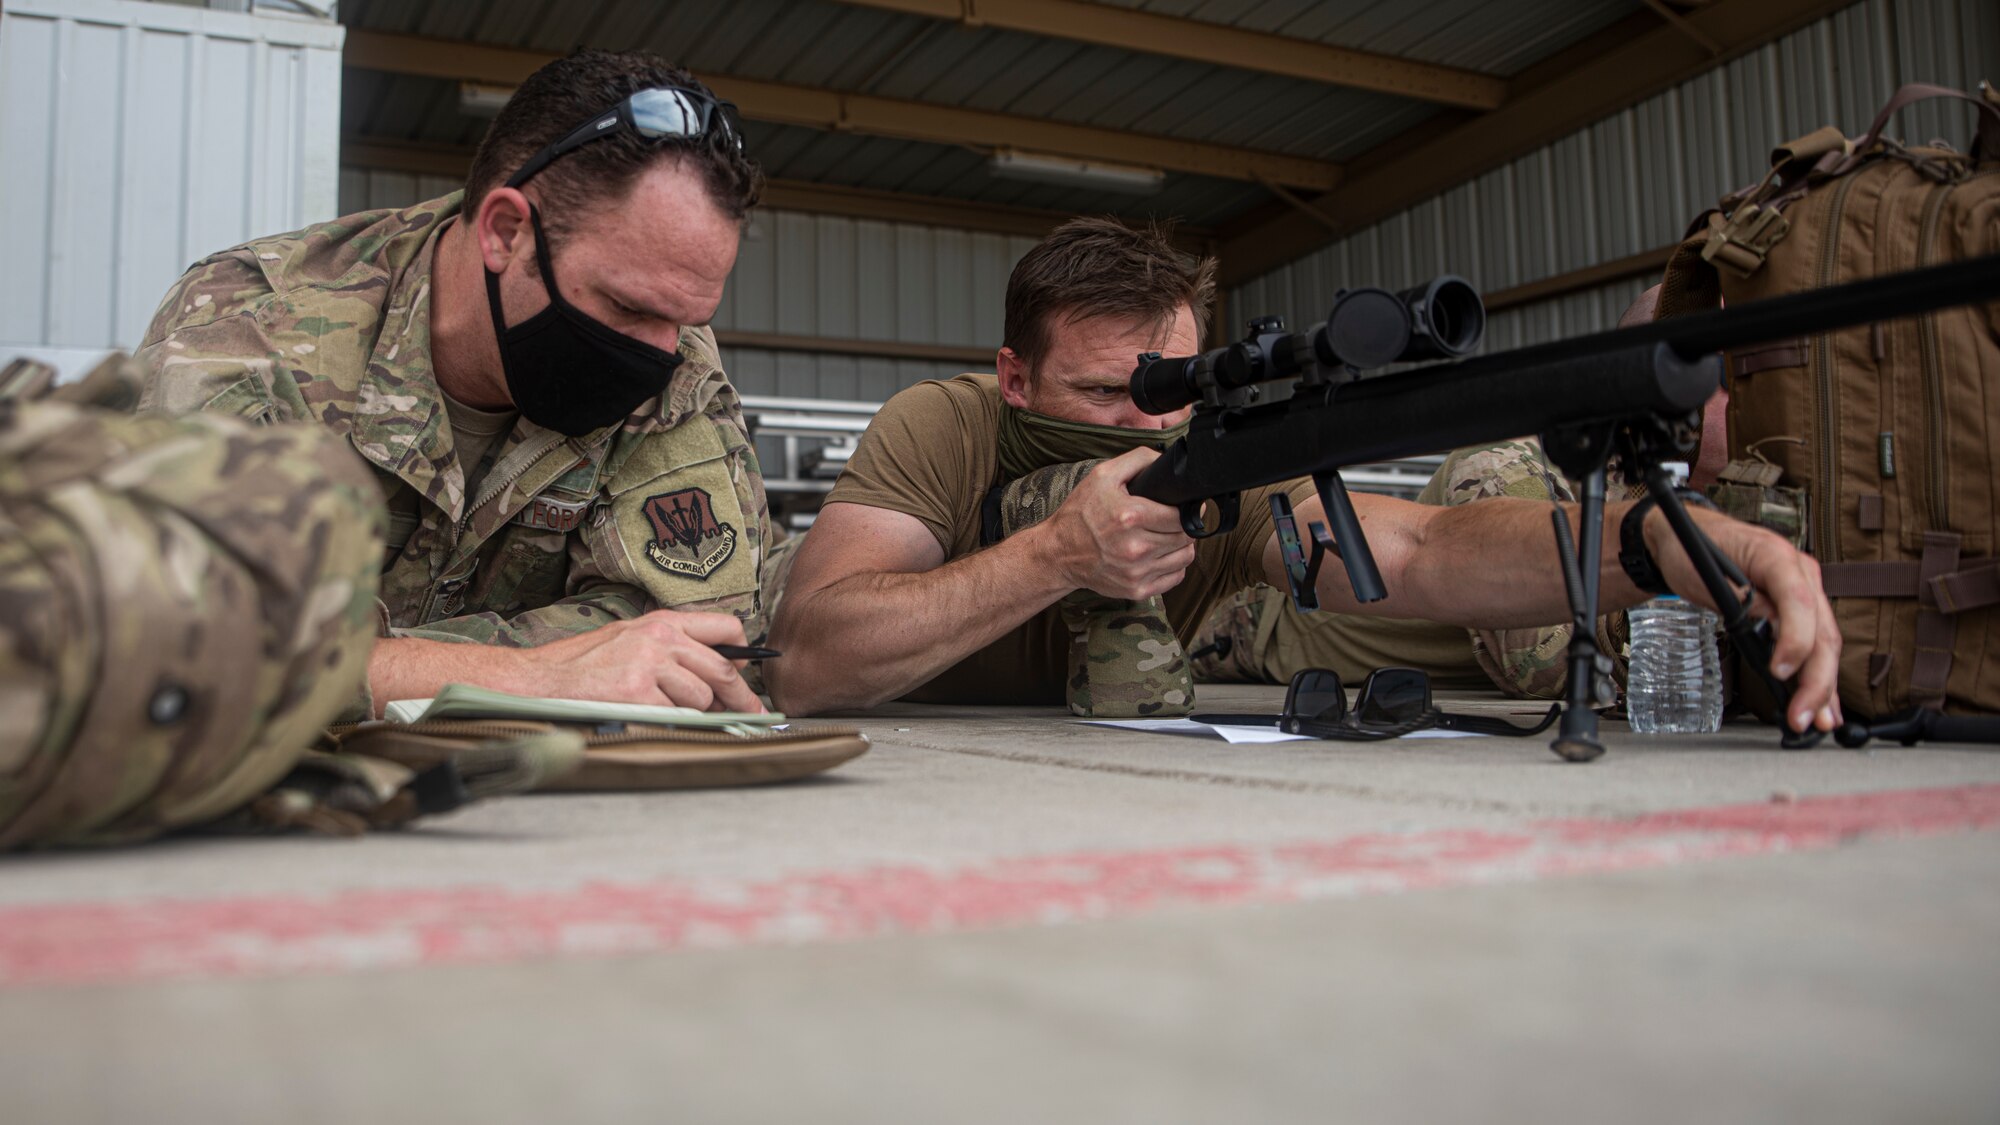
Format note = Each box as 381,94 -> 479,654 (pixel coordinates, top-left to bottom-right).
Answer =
993,460 -> 1192,718
1191,440 -> 1627,699
0,357 -> 577,848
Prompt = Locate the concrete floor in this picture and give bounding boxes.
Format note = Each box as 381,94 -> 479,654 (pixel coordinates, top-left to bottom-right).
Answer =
4,685 -> 1998,1124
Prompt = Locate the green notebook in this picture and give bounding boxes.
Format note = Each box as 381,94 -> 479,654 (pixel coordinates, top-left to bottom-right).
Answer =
383,683 -> 784,736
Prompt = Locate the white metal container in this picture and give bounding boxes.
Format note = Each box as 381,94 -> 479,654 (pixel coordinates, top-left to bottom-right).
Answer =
0,0 -> 344,366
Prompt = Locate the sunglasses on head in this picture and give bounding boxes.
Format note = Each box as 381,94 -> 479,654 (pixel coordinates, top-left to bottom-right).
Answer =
506,85 -> 743,190
1279,666 -> 1560,741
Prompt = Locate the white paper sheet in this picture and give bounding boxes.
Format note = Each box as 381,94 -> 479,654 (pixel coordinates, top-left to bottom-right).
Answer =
1080,719 -> 1481,743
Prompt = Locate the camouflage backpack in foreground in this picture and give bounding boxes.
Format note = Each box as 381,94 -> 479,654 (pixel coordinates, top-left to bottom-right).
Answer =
0,357 -> 574,848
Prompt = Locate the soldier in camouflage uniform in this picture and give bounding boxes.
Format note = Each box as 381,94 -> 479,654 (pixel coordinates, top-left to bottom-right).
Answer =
0,356 -> 577,848
135,51 -> 773,721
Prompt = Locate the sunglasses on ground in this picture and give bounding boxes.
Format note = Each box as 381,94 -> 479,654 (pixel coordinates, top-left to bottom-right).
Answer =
1223,667 -> 1558,741
507,85 -> 744,189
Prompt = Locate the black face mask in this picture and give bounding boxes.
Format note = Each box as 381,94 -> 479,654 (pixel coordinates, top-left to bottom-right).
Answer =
484,207 -> 683,436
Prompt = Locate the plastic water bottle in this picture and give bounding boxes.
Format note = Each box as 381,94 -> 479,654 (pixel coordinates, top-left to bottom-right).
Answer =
1626,595 -> 1723,733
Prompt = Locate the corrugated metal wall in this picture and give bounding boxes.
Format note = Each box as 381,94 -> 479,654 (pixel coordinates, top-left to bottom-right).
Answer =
1232,0 -> 2000,352
341,171 -> 1032,398
0,0 -> 345,353
717,213 -> 1035,399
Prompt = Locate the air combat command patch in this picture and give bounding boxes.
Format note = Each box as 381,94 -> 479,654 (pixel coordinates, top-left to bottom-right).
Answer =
643,487 -> 738,580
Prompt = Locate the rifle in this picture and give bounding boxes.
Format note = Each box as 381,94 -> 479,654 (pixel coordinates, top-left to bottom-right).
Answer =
1125,254 -> 2000,762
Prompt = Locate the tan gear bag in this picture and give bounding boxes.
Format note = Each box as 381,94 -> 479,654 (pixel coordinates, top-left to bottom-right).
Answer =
327,720 -> 869,790
1658,82 -> 2000,718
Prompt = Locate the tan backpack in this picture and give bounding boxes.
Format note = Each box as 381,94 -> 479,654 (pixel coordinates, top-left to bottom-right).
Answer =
1658,82 -> 2000,719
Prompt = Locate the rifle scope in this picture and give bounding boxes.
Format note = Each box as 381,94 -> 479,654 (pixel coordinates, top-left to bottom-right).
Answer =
1130,275 -> 1485,416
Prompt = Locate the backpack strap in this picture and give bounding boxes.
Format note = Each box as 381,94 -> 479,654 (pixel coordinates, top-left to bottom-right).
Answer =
1696,84 -> 2000,280
1657,229 -> 1722,318
1821,536 -> 1993,710
1844,81 -> 2000,168
1910,532 -> 1965,708
1820,550 -> 1998,614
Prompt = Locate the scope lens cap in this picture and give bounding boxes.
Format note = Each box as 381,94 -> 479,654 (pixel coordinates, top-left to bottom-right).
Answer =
1322,288 -> 1410,369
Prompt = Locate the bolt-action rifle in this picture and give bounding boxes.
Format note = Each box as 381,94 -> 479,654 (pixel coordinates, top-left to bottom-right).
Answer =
1125,254 -> 2000,762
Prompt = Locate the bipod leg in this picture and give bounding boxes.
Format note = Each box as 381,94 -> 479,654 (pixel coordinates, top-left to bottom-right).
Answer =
1640,467 -> 1824,749
1549,466 -> 1610,762
1312,471 -> 1386,604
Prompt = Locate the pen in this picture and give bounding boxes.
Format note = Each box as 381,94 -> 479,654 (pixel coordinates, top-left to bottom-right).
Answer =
711,644 -> 782,661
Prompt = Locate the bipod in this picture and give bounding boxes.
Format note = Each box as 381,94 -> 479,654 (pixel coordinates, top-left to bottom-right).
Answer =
1538,355 -> 1822,762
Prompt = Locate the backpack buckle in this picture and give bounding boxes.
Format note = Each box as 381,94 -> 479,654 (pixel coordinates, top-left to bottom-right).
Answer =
1701,204 -> 1791,278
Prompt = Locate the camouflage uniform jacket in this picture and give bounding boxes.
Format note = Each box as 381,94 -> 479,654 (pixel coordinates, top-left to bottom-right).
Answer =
134,193 -> 770,720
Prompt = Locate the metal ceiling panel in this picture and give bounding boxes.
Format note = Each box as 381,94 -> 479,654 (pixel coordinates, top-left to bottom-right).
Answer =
342,66 -> 1277,227
1101,0 -> 1640,74
338,0 -> 1600,167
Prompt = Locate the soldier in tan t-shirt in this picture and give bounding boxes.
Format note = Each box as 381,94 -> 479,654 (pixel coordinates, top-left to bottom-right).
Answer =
767,220 -> 1845,735
827,371 -> 1320,703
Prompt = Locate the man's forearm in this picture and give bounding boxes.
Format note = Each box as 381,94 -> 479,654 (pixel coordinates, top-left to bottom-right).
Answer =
768,527 -> 1078,714
365,635 -> 533,718
1293,496 -> 1653,628
362,585 -> 656,716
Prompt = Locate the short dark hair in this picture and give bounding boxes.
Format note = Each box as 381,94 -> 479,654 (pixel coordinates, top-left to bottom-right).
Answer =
464,49 -> 763,241
1002,217 -> 1217,371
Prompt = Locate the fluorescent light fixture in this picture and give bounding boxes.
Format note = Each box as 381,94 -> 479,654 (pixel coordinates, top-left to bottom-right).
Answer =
458,81 -> 517,119
988,148 -> 1166,195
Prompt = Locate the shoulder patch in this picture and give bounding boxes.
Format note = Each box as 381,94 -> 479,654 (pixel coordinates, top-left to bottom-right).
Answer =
641,486 -> 739,580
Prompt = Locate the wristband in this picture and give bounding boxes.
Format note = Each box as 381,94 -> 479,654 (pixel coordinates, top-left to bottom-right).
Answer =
1618,487 -> 1713,595
1618,496 -> 1673,596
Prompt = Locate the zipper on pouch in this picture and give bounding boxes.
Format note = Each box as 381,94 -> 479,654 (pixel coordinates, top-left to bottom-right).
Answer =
1810,174 -> 1861,560
1914,178 -> 1958,534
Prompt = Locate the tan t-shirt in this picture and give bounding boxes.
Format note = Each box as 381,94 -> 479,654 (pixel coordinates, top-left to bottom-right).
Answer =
827,374 -> 1313,704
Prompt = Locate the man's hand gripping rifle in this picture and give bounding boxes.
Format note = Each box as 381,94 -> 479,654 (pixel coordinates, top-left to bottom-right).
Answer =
1125,255 -> 2000,762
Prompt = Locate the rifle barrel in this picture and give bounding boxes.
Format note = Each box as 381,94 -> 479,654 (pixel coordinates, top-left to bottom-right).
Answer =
1451,251 -> 2000,377
1130,253 -> 2000,508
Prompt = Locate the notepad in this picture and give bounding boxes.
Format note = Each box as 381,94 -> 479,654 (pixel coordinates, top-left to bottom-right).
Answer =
383,683 -> 784,736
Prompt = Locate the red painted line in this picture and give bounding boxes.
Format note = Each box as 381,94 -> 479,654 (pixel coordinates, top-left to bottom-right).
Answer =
3,783 -> 1996,989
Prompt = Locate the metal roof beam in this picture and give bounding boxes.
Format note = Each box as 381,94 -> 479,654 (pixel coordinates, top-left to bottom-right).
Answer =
342,29 -> 1343,191
826,0 -> 1507,111
339,135 -> 1215,245
1217,0 -> 1864,285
